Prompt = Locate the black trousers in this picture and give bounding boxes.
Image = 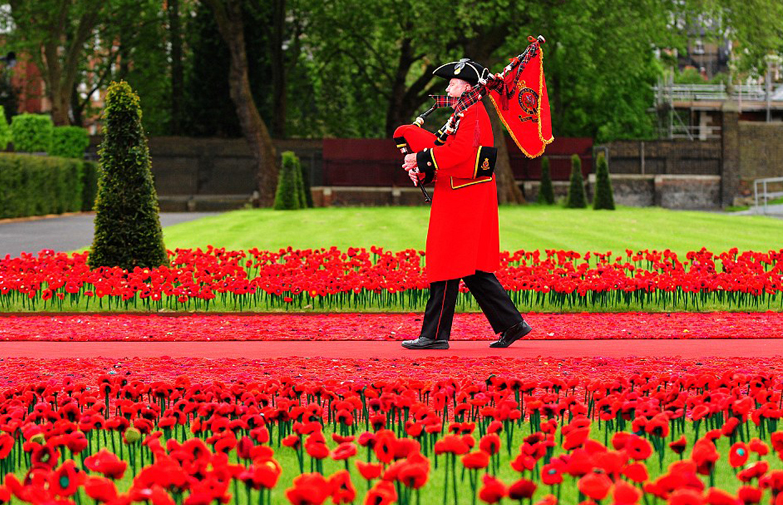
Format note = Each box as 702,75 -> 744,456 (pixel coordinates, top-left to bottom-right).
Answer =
420,270 -> 524,341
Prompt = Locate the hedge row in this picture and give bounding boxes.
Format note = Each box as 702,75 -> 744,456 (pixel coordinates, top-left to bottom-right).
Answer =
0,153 -> 98,219
1,113 -> 90,159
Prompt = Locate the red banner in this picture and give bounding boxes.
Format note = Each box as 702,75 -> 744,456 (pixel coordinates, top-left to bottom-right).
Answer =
488,47 -> 554,158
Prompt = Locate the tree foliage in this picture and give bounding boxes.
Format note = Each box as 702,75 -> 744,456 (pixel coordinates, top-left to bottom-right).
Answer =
3,0 -> 104,125
2,0 -> 781,143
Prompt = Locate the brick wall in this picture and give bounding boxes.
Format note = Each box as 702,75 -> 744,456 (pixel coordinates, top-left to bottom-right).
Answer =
739,122 -> 783,192
603,140 -> 722,175
87,136 -> 322,196
84,116 -> 782,209
583,174 -> 721,209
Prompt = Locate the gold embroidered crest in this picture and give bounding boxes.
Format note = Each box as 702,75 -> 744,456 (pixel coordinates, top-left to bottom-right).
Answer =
481,158 -> 490,170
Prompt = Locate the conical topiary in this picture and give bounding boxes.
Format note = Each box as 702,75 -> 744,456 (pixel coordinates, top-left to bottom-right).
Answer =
88,81 -> 168,270
593,152 -> 615,210
292,153 -> 307,209
274,151 -> 302,210
565,154 -> 587,209
537,156 -> 555,205
300,158 -> 313,208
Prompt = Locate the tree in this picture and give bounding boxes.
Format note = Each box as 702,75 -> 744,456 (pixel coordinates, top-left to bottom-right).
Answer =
593,152 -> 615,210
247,0 -> 307,139
306,0 -> 473,138
89,81 -> 167,270
182,1 -> 243,137
4,0 -> 104,125
537,156 -> 555,205
202,0 -> 278,206
71,0 -> 172,133
3,0 -> 172,129
168,0 -> 184,135
182,0 -> 284,138
566,154 -> 587,209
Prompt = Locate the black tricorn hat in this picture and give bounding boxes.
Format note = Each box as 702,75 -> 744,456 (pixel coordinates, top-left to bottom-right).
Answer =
433,58 -> 486,86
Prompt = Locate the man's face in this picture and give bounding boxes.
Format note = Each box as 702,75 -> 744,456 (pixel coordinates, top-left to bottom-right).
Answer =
446,78 -> 471,98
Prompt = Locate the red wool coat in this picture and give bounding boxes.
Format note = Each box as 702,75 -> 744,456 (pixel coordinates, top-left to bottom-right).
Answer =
395,103 -> 500,283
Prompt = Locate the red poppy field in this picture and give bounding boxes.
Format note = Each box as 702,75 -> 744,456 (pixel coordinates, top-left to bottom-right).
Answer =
3,247 -> 783,504
1,312 -> 782,341
2,247 -> 783,312
0,356 -> 782,505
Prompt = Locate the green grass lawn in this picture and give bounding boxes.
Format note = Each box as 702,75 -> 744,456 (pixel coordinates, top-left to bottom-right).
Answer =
151,205 -> 783,257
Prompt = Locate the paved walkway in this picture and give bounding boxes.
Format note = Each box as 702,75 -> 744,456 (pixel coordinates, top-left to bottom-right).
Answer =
0,212 -> 219,257
1,339 -> 780,359
732,204 -> 783,218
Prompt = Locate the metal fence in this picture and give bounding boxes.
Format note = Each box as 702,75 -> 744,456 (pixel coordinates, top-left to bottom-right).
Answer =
754,176 -> 783,213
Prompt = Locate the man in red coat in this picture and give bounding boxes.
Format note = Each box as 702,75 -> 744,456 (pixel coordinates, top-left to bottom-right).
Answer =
394,58 -> 532,350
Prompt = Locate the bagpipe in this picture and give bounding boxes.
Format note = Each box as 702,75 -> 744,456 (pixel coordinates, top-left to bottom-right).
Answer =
394,35 -> 554,202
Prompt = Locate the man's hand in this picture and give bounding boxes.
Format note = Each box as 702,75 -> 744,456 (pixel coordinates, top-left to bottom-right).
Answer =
402,153 -> 417,170
402,153 -> 422,186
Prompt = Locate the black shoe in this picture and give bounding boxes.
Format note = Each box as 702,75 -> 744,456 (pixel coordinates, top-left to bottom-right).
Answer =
401,337 -> 449,350
489,320 -> 532,348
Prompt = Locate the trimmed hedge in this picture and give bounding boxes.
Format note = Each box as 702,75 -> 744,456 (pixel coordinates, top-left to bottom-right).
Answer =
49,126 -> 90,159
11,114 -> 53,153
537,156 -> 555,205
0,106 -> 10,151
593,152 -> 615,210
0,153 -> 94,219
300,157 -> 313,208
565,154 -> 588,209
274,151 -> 303,210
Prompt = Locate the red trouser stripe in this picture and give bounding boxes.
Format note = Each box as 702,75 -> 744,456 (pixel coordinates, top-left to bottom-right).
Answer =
434,280 -> 450,340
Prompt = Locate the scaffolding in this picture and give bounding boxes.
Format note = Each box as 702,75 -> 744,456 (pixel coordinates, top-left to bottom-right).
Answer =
653,79 -> 783,140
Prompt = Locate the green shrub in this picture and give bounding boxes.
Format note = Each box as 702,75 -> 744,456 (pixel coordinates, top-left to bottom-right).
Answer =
593,152 -> 615,210
300,157 -> 313,208
0,153 -> 85,218
89,81 -> 168,270
10,114 -> 53,153
0,106 -> 10,151
565,154 -> 587,209
49,126 -> 90,159
536,156 -> 555,205
274,151 -> 303,210
293,153 -> 306,209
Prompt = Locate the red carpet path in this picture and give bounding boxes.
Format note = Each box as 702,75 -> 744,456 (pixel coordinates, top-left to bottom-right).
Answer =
2,312 -> 783,341
1,339 -> 781,359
